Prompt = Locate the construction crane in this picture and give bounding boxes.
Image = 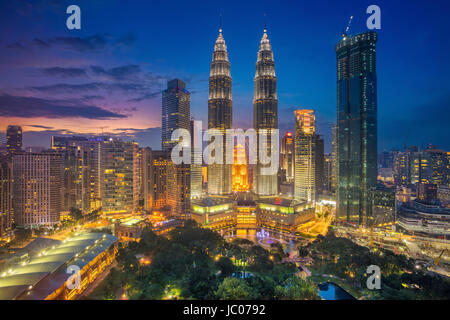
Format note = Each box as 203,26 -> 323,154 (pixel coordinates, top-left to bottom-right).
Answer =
434,249 -> 448,266
342,15 -> 354,40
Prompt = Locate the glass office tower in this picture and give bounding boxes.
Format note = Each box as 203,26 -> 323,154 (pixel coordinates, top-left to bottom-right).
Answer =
336,32 -> 378,225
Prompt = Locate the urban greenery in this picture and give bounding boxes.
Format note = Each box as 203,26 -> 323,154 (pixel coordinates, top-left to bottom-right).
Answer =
88,221 -> 319,300
305,230 -> 450,300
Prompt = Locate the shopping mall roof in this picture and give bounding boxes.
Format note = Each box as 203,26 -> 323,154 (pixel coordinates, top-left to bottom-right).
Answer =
0,232 -> 117,300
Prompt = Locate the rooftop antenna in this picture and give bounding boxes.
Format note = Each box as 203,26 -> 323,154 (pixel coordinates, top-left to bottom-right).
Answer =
342,15 -> 353,39
219,13 -> 222,33
264,13 -> 267,32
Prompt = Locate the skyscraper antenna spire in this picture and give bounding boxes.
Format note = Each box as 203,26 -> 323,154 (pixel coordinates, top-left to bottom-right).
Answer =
264,13 -> 267,32
219,13 -> 223,33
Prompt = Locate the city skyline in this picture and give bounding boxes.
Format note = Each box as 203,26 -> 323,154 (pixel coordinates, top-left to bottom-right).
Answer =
0,1 -> 449,303
1,0 -> 449,153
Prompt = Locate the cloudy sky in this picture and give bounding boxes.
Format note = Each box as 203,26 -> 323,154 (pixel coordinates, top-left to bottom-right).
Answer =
0,0 -> 449,152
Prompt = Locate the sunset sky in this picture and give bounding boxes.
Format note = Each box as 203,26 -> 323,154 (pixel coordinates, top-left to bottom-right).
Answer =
1,0 -> 449,152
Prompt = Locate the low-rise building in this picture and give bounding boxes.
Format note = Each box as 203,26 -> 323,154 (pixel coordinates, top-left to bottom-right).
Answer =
0,232 -> 118,300
397,200 -> 450,237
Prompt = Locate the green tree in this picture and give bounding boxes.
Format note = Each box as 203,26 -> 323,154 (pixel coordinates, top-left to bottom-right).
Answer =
275,276 -> 320,300
216,256 -> 236,277
215,277 -> 258,300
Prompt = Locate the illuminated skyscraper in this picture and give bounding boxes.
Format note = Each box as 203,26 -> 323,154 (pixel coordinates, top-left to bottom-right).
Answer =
208,24 -> 232,195
150,150 -> 170,211
331,124 -> 337,193
294,110 -> 316,203
253,24 -> 278,196
52,136 -> 104,210
162,79 -> 190,151
336,32 -> 378,225
102,139 -> 139,215
315,134 -> 324,198
232,143 -> 249,192
13,152 -> 62,226
0,157 -> 12,241
281,132 -> 294,183
190,119 -> 203,199
6,125 -> 22,159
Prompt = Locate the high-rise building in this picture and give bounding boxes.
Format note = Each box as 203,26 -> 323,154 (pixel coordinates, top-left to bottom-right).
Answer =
208,25 -> 232,195
6,125 -> 22,159
190,120 -> 203,199
161,79 -> 191,219
13,152 -> 62,226
324,153 -> 333,193
424,146 -> 448,187
162,79 -> 191,151
394,145 -> 448,188
281,132 -> 294,183
315,134 -> 324,198
140,147 -> 153,212
394,151 -> 412,186
336,31 -> 378,225
0,157 -> 12,241
254,25 -> 278,196
167,158 -> 190,219
232,143 -> 249,192
101,139 -> 138,215
60,146 -> 90,213
294,109 -> 316,203
52,136 -> 104,210
151,150 -> 170,212
331,124 -> 337,193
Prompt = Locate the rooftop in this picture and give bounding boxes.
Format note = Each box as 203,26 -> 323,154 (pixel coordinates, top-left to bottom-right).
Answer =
0,232 -> 117,300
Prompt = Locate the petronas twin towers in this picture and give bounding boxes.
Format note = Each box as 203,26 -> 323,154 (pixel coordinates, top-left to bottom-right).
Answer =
207,23 -> 278,196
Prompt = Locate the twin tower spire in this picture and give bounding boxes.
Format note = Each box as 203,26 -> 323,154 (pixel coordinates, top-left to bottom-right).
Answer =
207,18 -> 278,196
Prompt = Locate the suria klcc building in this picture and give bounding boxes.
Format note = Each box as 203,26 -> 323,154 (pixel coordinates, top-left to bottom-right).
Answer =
336,32 -> 378,225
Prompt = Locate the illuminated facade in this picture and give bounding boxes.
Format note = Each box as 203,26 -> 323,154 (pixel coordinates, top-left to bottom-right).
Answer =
190,119 -> 203,199
52,136 -> 104,211
13,152 -> 62,226
208,26 -> 233,195
101,139 -> 139,215
257,197 -> 315,234
150,150 -> 170,211
60,146 -> 90,213
6,125 -> 22,159
161,79 -> 191,219
336,32 -> 378,225
0,158 -> 12,242
191,197 -> 235,231
253,25 -> 278,196
232,143 -> 249,192
162,79 -> 191,151
331,124 -> 337,193
167,159 -> 191,219
0,232 -> 118,300
281,132 -> 294,183
294,110 -> 316,203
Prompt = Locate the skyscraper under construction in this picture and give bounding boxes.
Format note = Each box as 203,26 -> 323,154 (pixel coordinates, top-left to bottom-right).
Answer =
207,24 -> 233,195
253,24 -> 278,196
